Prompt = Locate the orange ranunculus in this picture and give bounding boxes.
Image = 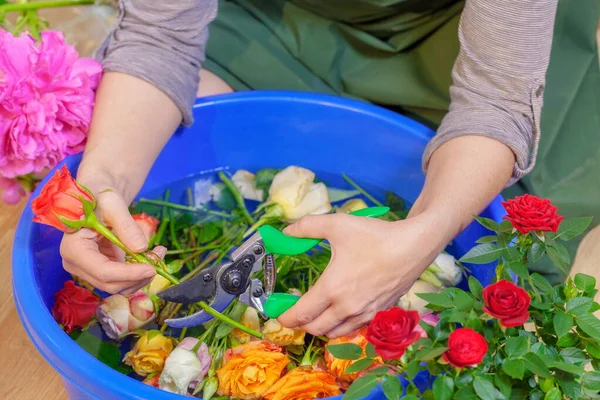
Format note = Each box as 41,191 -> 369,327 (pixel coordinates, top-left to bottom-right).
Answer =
132,212 -> 160,240
263,366 -> 341,400
262,319 -> 306,346
216,340 -> 290,400
31,165 -> 94,232
123,330 -> 175,377
325,327 -> 382,384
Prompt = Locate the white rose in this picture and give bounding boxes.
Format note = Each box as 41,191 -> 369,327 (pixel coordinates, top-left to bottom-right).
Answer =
159,338 -> 211,395
268,166 -> 331,221
337,198 -> 368,214
398,280 -> 441,314
231,170 -> 264,201
429,252 -> 463,287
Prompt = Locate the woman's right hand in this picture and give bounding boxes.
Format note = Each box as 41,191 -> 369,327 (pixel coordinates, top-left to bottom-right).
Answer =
59,186 -> 157,294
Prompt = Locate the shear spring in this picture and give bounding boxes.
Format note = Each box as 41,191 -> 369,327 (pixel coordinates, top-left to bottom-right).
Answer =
264,253 -> 276,296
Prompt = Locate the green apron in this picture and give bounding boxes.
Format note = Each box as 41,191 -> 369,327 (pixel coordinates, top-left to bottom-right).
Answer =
204,0 -> 600,284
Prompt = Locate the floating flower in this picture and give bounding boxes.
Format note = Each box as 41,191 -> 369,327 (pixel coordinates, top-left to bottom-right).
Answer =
216,340 -> 290,400
132,212 -> 160,240
365,307 -> 421,360
231,169 -> 264,201
502,194 -> 563,234
268,166 -> 331,222
442,328 -> 488,368
0,30 -> 101,179
262,319 -> 306,347
96,290 -> 156,339
263,366 -> 341,400
123,330 -> 175,376
483,280 -> 531,327
325,328 -> 380,384
337,198 -> 368,214
398,279 -> 441,314
231,307 -> 261,344
159,337 -> 211,395
52,280 -> 100,333
31,165 -> 94,232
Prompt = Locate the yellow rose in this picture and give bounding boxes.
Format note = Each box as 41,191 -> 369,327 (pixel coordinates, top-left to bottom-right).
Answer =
146,275 -> 172,296
231,307 -> 261,344
337,198 -> 368,214
123,330 -> 175,376
263,366 -> 341,400
324,328 -> 382,385
262,319 -> 306,346
216,340 -> 290,400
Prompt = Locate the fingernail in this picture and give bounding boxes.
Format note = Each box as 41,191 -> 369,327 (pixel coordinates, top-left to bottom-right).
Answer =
142,269 -> 156,278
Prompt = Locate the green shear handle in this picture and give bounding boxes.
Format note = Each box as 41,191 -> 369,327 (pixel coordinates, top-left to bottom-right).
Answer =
259,206 -> 390,318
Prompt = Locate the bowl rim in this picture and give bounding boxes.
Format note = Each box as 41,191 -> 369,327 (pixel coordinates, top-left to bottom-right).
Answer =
11,90 -> 499,399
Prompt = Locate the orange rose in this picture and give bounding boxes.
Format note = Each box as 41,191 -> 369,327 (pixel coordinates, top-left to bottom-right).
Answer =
325,328 -> 382,384
132,212 -> 160,239
31,165 -> 94,232
231,307 -> 261,344
216,340 -> 290,400
262,319 -> 306,346
263,366 -> 341,400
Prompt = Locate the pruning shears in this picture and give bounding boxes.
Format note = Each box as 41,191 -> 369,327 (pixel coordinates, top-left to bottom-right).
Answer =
157,206 -> 390,328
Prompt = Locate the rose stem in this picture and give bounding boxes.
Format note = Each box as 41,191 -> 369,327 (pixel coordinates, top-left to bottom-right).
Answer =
0,0 -> 94,12
152,190 -> 171,247
342,174 -> 401,220
180,253 -> 218,282
160,304 -> 183,332
138,199 -> 231,218
217,171 -> 255,225
197,301 -> 263,339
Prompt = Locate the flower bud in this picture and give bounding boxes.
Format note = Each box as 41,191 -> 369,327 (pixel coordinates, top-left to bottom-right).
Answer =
96,290 -> 156,339
203,376 -> 219,400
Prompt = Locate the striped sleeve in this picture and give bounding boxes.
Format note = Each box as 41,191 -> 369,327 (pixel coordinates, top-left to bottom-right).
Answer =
422,0 -> 559,184
94,0 -> 218,126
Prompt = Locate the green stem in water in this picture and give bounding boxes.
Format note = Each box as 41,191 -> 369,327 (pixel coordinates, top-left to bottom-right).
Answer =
218,171 -> 254,225
197,301 -> 263,339
342,174 -> 401,220
0,0 -> 94,12
139,199 -> 231,218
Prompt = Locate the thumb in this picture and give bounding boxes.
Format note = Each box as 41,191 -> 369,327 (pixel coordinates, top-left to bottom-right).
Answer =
98,191 -> 149,253
283,214 -> 339,239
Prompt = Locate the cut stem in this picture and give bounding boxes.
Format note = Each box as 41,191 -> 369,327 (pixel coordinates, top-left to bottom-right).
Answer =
218,172 -> 254,225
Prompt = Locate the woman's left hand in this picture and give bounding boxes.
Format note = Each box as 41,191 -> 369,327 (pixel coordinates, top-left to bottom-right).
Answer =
277,211 -> 447,338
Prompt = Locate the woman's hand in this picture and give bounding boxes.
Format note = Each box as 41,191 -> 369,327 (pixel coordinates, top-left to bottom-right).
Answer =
59,181 -> 157,295
277,211 -> 448,339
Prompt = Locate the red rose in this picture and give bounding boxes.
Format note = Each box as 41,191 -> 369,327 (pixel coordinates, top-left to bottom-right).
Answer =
483,280 -> 530,327
132,213 -> 160,240
31,165 -> 94,233
365,307 -> 421,360
52,280 -> 100,333
502,194 -> 563,234
442,328 -> 488,368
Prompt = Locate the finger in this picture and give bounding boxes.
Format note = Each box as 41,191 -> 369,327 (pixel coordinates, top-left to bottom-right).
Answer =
283,213 -> 345,239
277,281 -> 331,329
325,314 -> 372,339
150,246 -> 167,260
119,277 -> 154,295
63,261 -> 140,294
298,306 -> 347,337
98,191 -> 148,252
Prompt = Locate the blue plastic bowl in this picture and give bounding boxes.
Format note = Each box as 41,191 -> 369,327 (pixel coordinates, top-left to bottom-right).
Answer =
12,91 -> 506,400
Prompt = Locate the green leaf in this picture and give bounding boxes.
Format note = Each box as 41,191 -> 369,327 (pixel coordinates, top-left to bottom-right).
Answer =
196,222 -> 221,243
382,375 -> 402,400
326,343 -> 363,360
454,290 -> 474,312
546,243 -> 570,275
345,358 -> 374,374
553,311 -> 573,337
253,168 -> 279,193
453,387 -> 478,399
433,375 -> 455,400
343,375 -> 380,400
327,188 -> 360,203
366,343 -> 378,359
473,376 -> 505,400
211,183 -> 236,210
555,217 -> 593,241
586,342 -> 600,359
459,243 -> 504,264
557,333 -> 579,347
502,358 -> 525,379
416,292 -> 454,308
476,235 -> 498,244
447,310 -> 470,325
528,242 -> 545,264
365,366 -> 390,376
551,361 -> 584,374
530,273 -> 554,294
583,371 -> 600,391
406,360 -> 421,381
544,388 -> 562,400
575,273 -> 597,294
560,347 -> 588,364
577,314 -> 600,340
474,216 -> 500,232
418,320 -> 435,337
505,336 -> 529,357
530,300 -> 552,310
495,373 -> 512,399
507,261 -> 529,280
468,276 -> 484,298
415,346 -> 448,362
524,353 -> 553,378
71,331 -> 121,369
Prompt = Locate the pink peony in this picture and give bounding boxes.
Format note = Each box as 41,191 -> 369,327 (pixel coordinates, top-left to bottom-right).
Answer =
0,30 -> 102,178
0,177 -> 26,204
